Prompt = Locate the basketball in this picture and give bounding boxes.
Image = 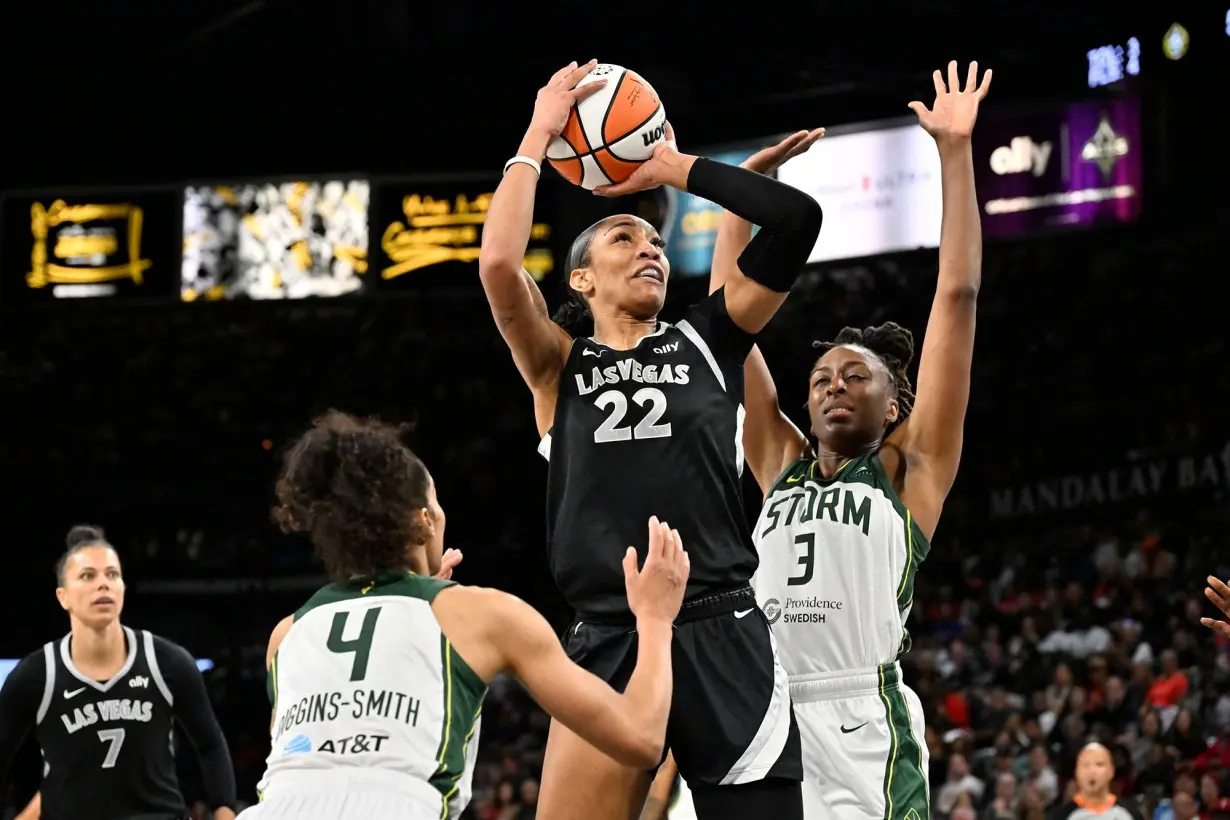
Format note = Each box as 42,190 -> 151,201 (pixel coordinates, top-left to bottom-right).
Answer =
547,63 -> 668,191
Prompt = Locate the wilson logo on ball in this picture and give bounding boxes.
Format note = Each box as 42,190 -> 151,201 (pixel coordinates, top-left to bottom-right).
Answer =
546,63 -> 668,191
641,124 -> 667,147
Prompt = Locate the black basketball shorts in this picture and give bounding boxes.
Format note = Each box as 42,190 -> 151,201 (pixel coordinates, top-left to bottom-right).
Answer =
563,585 -> 803,786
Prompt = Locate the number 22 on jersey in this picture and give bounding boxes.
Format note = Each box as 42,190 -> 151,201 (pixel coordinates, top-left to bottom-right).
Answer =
593,388 -> 671,443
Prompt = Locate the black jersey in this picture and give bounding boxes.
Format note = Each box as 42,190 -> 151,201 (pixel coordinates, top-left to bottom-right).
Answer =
36,626 -> 184,819
541,288 -> 757,616
0,626 -> 237,820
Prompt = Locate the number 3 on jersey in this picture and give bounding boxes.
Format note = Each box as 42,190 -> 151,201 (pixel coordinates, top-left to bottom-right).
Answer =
327,608 -> 382,682
593,387 -> 671,443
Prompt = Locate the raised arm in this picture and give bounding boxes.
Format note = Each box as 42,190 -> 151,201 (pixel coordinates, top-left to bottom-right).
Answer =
892,61 -> 992,538
155,636 -> 238,820
596,129 -> 824,335
479,60 -> 603,389
708,132 -> 823,492
438,518 -> 688,769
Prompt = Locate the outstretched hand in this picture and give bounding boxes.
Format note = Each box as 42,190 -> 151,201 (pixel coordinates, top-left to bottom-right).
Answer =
529,59 -> 608,142
1201,575 -> 1230,638
593,122 -> 683,198
741,128 -> 825,175
908,60 -> 992,142
623,516 -> 689,623
433,548 -> 463,581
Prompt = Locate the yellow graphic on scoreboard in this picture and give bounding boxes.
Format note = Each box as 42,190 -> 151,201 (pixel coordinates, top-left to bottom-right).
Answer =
380,190 -> 552,282
26,200 -> 153,295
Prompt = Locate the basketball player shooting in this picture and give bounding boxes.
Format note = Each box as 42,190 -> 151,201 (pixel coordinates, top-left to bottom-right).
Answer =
0,526 -> 238,820
240,411 -> 689,820
708,60 -> 991,819
480,59 -> 823,820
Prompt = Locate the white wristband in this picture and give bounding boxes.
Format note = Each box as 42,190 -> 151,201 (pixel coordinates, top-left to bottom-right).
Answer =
503,155 -> 542,177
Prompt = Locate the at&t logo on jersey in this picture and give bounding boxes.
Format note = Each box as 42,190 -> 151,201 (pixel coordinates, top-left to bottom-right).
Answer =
281,734 -> 312,755
61,699 -> 155,734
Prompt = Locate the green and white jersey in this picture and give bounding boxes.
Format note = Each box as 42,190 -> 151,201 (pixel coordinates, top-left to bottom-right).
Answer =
259,572 -> 486,819
750,453 -> 931,678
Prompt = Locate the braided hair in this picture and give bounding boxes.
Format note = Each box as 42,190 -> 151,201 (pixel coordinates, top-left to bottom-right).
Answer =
814,321 -> 916,430
551,220 -> 603,337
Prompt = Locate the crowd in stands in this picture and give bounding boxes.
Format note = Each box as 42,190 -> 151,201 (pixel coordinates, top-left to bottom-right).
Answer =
1,223 -> 1227,818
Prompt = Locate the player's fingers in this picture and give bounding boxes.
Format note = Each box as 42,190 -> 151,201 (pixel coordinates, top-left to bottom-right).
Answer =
656,521 -> 672,559
623,547 -> 639,587
645,515 -> 661,560
1201,617 -> 1230,638
1206,586 -> 1230,613
931,69 -> 946,97
570,79 -> 607,102
802,127 -> 826,145
965,61 -> 978,94
1208,576 -> 1230,598
907,102 -> 929,118
947,60 -> 960,94
593,182 -> 632,197
548,60 -> 579,87
566,58 -> 599,88
977,68 -> 993,99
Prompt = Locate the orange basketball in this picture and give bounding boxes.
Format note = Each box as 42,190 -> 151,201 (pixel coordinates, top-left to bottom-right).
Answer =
546,64 -> 668,190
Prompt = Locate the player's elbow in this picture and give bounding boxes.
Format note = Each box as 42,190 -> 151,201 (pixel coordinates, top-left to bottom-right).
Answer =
793,191 -> 825,236
478,254 -> 518,289
623,729 -> 664,770
774,188 -> 823,243
937,280 -> 980,304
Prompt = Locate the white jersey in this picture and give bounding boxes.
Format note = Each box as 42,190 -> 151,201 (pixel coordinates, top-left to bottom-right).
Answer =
668,774 -> 698,819
258,573 -> 486,820
751,454 -> 931,678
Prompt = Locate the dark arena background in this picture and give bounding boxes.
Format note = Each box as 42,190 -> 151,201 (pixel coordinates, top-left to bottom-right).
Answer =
2,1 -> 1229,818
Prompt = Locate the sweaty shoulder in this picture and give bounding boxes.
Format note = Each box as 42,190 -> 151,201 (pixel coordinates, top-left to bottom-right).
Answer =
677,287 -> 756,364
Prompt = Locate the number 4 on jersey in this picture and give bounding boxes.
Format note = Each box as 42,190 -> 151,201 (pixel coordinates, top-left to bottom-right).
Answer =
327,608 -> 382,682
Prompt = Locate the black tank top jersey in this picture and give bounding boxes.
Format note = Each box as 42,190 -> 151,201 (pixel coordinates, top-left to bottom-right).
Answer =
541,289 -> 758,616
34,626 -> 185,819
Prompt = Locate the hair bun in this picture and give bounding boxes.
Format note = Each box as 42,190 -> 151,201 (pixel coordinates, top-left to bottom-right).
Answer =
66,525 -> 107,549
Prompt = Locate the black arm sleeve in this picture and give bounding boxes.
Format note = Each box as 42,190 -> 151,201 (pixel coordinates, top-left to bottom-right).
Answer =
154,637 -> 237,811
0,652 -> 46,786
686,157 -> 823,292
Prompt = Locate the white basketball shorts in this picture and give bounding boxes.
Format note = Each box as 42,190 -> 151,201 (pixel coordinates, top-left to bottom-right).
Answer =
792,663 -> 930,819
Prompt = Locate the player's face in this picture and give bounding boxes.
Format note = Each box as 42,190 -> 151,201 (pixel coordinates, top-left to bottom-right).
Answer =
578,216 -> 669,321
56,547 -> 125,628
808,345 -> 898,454
420,475 -> 447,576
1075,746 -> 1112,793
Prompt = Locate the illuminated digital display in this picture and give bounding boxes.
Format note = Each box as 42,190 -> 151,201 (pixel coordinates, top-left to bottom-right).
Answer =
974,98 -> 1142,236
0,191 -> 179,303
369,180 -> 553,290
182,180 -> 370,301
1088,37 -> 1140,88
1164,23 -> 1190,59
